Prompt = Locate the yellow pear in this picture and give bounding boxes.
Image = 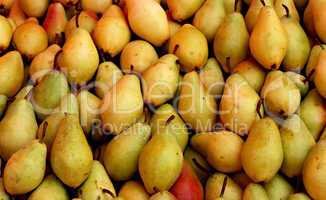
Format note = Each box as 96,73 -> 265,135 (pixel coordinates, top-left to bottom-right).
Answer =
288,193 -> 311,200
311,0 -> 326,43
224,0 -> 242,14
167,0 -> 205,21
0,15 -> 13,52
119,181 -> 149,200
243,183 -> 269,200
19,0 -> 48,17
8,0 -> 26,27
169,24 -> 208,72
3,140 -> 46,195
101,74 -> 143,134
149,191 -> 177,200
81,0 -> 112,13
305,45 -> 326,81
303,0 -> 315,37
125,0 -> 169,46
64,11 -> 98,39
314,50 -> 326,98
0,51 -> 24,97
245,0 -> 273,32
264,174 -> 294,200
274,0 -> 299,21
55,92 -> 79,120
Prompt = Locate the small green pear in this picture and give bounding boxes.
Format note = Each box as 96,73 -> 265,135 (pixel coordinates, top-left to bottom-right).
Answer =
305,45 -> 326,81
0,15 -> 13,52
4,140 -> 47,195
0,95 -> 7,118
264,174 -> 294,200
288,193 -> 311,200
167,0 -> 205,21
149,191 -> 177,200
243,183 -> 269,200
314,50 -> 326,98
274,0 -> 300,21
119,181 -> 149,200
285,72 -> 309,97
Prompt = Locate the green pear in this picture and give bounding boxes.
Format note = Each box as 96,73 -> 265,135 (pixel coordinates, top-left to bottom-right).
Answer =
0,95 -> 7,118
3,140 -> 46,195
119,181 -> 149,200
167,0 -> 205,21
168,24 -> 208,72
261,70 -> 301,117
280,114 -> 316,177
193,0 -> 226,42
275,0 -> 300,21
213,12 -> 249,73
285,72 -> 309,97
243,183 -> 269,200
241,118 -> 283,182
0,98 -> 38,160
314,50 -> 326,98
220,73 -> 263,135
299,89 -> 326,140
50,114 -> 93,188
305,45 -> 326,81
55,93 -> 79,117
249,4 -> 288,70
150,104 -> 189,151
28,175 -> 69,200
59,28 -> 99,84
0,178 -> 10,200
95,61 -> 123,99
178,71 -> 216,132
199,58 -> 225,96
205,173 -> 242,200
0,15 -> 13,52
0,51 -> 24,97
139,133 -> 183,194
101,74 -> 143,135
288,193 -> 311,200
79,160 -> 116,200
104,123 -> 151,181
264,174 -> 294,200
311,0 -> 326,43
149,191 -> 177,200
142,54 -> 180,106
245,0 -> 273,32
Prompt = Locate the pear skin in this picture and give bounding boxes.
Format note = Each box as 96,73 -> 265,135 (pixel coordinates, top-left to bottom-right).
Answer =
64,11 -> 98,39
245,0 -> 273,32
224,0 -> 242,14
167,0 -> 205,21
306,45 -> 326,81
303,0 -> 315,37
284,72 -> 309,97
0,95 -> 7,118
14,85 -> 33,100
288,193 -> 311,200
8,0 -> 26,27
0,178 -> 10,200
0,15 -> 13,52
81,0 -> 112,13
243,183 -> 269,200
311,0 -> 326,43
19,0 -> 48,17
264,174 -> 294,200
54,93 -> 79,121
149,191 -> 177,200
274,0 -> 300,21
119,181 -> 149,200
314,50 -> 326,98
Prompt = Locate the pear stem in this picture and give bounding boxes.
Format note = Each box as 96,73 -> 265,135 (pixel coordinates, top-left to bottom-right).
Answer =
192,158 -> 213,174
165,115 -> 175,126
219,176 -> 228,198
256,99 -> 263,119
234,0 -> 240,12
173,44 -> 180,54
53,49 -> 63,70
282,4 -> 290,18
226,57 -> 231,72
75,12 -> 81,28
39,121 -> 48,143
305,69 -> 315,83
260,0 -> 266,6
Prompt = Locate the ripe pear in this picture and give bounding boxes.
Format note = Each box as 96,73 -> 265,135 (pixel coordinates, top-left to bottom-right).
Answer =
119,181 -> 149,200
125,0 -> 169,46
311,0 -> 326,43
0,15 -> 13,52
95,61 -> 123,99
249,5 -> 288,70
150,104 -> 189,151
178,71 -> 216,132
28,175 -> 69,200
299,89 -> 326,140
205,173 -> 242,200
81,0 -> 112,13
79,161 -> 116,200
193,0 -> 226,42
169,24 -> 208,72
264,174 -> 294,200
0,95 -> 7,118
306,45 -> 326,81
0,178 -> 10,200
314,50 -> 326,98
245,0 -> 273,32
60,28 -> 99,84
93,5 -> 130,57
120,40 -> 158,74
55,93 -> 79,121
288,193 -> 311,200
3,140 -> 46,195
150,191 -> 177,200
243,183 -> 269,200
241,118 -> 283,182
261,70 -> 301,117
19,0 -> 48,17
101,74 -> 143,134
285,72 -> 309,97
139,133 -> 183,194
199,58 -> 225,96
13,19 -> 48,59
220,73 -> 263,135
274,0 -> 299,21
167,0 -> 205,21
50,114 -> 93,188
0,51 -> 24,97
64,11 -> 98,39
8,0 -> 26,27
224,0 -> 242,14
104,123 -> 151,181
303,0 -> 315,37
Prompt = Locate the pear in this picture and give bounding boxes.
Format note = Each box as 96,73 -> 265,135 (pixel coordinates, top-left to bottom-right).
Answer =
81,0 -> 112,13
54,92 -> 79,118
264,174 -> 294,200
303,140 -> 326,200
93,5 -> 131,57
169,24 -> 208,72
193,0 -> 226,42
8,0 -> 26,27
243,183 -> 269,200
241,118 -> 283,182
245,0 -> 273,33
142,54 -> 179,106
205,173 -> 242,200
3,140 -> 46,195
139,133 -> 183,194
29,44 -> 61,83
167,0 -> 205,21
311,0 -> 326,43
220,73 -> 263,135
19,0 -> 48,17
314,50 -> 326,98
285,72 -> 309,97
104,123 -> 151,181
14,84 -> 33,100
119,181 -> 149,200
280,114 -> 316,177
101,74 -> 143,134
0,95 -> 7,118
64,11 -> 98,39
0,178 -> 10,200
305,45 -> 326,81
199,58 -> 225,96
149,191 -> 177,200
28,175 -> 69,200
231,172 -> 253,189
213,11 -> 249,73
303,0 -> 315,37
178,71 -> 216,132
299,89 -> 326,140
261,70 -> 301,117
125,0 -> 169,46
0,15 -> 13,52
79,161 -> 116,200
13,19 -> 48,59
0,51 -> 24,97
274,0 -> 299,21
281,8 -> 310,72
232,58 -> 266,92
224,0 -> 242,14
150,104 -> 189,151
95,61 -> 123,99
249,4 -> 288,70
50,114 -> 93,188
191,131 -> 243,173
288,193 -> 311,200
120,40 -> 158,74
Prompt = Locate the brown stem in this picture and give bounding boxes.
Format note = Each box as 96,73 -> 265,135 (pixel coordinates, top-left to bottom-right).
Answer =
282,4 -> 290,18
165,115 -> 175,126
39,121 -> 48,143
256,99 -> 263,119
260,0 -> 266,6
219,176 -> 228,198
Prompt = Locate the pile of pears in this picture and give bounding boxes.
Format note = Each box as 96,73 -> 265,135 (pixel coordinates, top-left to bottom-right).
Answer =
0,0 -> 326,199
